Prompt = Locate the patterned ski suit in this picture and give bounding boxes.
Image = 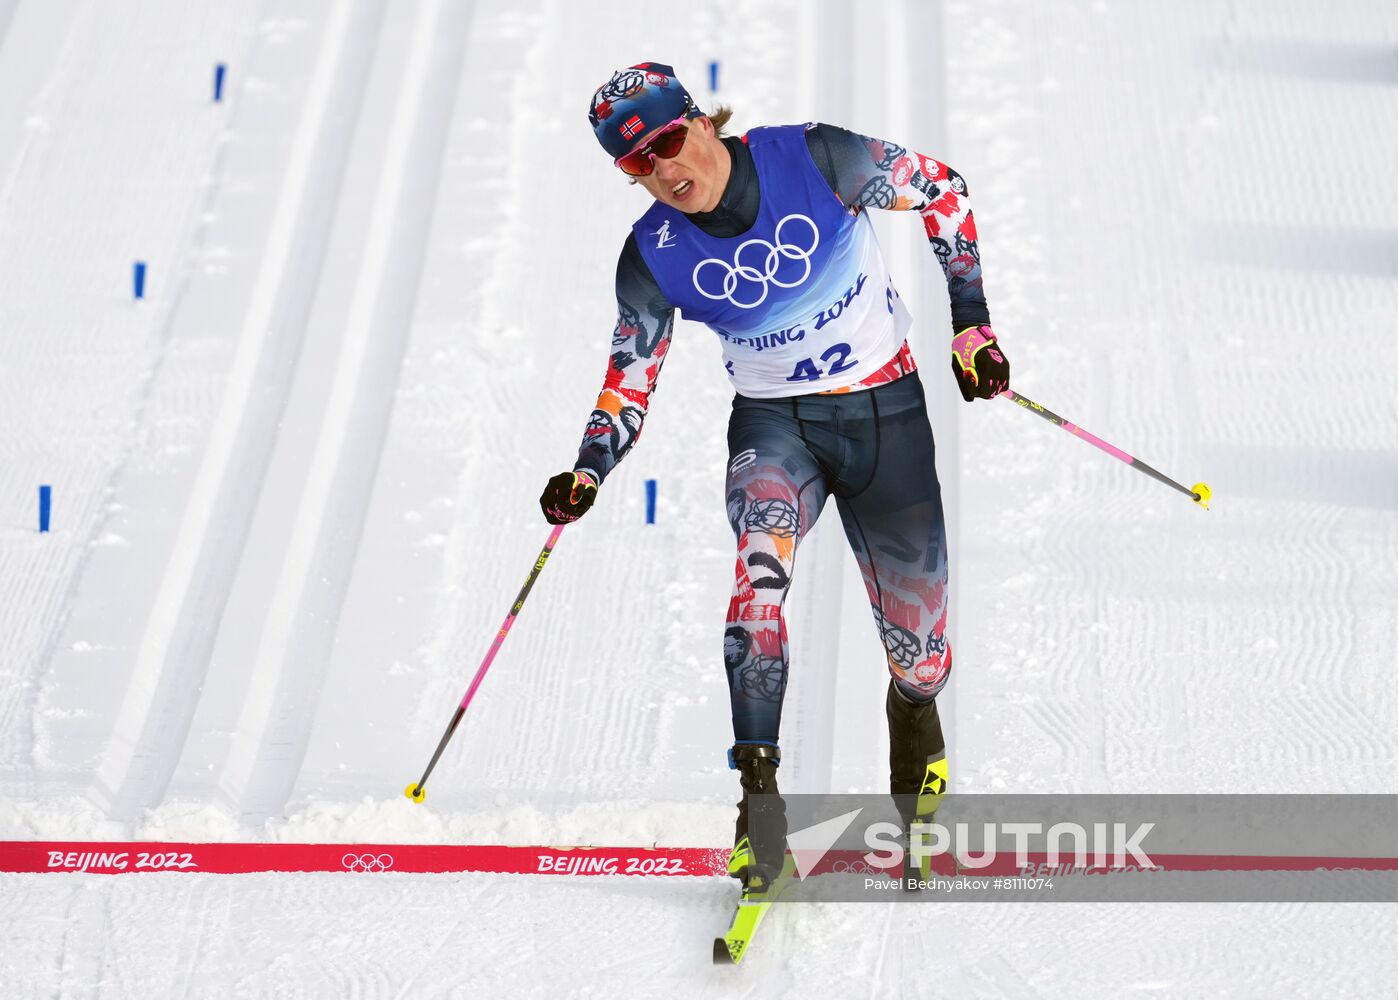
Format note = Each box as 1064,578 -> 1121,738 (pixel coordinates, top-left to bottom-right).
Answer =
573,123 -> 991,744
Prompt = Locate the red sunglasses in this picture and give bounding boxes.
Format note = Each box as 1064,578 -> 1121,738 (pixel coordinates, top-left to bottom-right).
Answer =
614,117 -> 692,177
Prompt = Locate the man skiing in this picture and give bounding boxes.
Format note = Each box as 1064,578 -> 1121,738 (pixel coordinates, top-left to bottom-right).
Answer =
539,63 -> 1009,902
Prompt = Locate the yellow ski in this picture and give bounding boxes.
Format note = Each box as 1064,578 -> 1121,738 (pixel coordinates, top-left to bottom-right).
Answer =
713,852 -> 796,965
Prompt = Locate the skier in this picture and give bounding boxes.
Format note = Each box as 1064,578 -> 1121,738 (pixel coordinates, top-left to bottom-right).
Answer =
539,63 -> 1009,893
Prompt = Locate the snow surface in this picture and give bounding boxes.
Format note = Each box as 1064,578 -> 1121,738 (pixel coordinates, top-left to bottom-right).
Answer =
2,0 -> 1397,995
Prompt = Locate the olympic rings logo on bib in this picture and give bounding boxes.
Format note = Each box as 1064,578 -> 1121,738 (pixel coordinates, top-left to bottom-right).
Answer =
692,214 -> 820,310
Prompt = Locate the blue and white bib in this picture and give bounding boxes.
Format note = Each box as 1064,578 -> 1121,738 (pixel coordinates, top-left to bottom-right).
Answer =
633,125 -> 911,398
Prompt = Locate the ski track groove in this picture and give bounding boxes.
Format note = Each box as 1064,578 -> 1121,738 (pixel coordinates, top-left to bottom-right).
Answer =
26,9 -> 260,800
866,901 -> 896,1000
1248,500 -> 1365,786
1290,499 -> 1390,778
225,0 -> 474,823
170,878 -> 219,1000
54,880 -> 105,1000
100,884 -> 130,1000
91,0 -> 386,821
0,1 -> 253,798
1021,447 -> 1121,791
433,0 -> 590,811
1294,505 -> 1353,766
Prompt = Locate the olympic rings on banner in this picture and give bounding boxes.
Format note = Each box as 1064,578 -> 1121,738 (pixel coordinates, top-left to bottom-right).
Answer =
341,853 -> 395,873
830,859 -> 876,875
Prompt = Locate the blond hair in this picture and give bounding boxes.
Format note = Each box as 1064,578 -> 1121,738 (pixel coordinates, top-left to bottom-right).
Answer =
707,104 -> 734,137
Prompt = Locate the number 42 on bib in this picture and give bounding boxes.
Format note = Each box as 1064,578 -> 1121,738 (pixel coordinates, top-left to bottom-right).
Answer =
786,342 -> 858,383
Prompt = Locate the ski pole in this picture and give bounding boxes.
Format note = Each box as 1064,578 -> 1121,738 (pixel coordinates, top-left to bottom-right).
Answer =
1001,389 -> 1211,509
405,523 -> 566,803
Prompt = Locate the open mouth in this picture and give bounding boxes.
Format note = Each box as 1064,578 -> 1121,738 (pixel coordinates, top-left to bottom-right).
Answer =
671,179 -> 693,199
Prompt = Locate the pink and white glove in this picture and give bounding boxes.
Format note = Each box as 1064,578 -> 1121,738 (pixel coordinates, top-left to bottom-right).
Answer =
950,325 -> 1010,401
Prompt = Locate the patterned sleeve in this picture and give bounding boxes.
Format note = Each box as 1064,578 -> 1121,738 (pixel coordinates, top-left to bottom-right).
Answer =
572,233 -> 677,486
805,123 -> 991,332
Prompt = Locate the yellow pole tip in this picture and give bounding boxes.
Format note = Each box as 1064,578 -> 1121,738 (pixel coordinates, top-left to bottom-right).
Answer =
404,783 -> 426,803
1191,482 -> 1212,510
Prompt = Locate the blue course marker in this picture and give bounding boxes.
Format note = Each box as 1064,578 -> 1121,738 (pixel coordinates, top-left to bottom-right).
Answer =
645,479 -> 657,524
39,485 -> 51,533
708,60 -> 719,92
133,261 -> 147,300
214,63 -> 227,102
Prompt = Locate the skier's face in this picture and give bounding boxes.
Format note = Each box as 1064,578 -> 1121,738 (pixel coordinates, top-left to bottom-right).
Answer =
632,116 -> 730,214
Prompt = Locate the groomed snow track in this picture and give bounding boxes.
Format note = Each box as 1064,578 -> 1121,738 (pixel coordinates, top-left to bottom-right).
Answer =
10,0 -> 943,833
25,0 -> 478,826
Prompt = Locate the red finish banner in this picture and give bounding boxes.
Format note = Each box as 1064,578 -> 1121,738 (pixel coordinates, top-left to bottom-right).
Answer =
0,841 -> 728,877
5,842 -> 1395,879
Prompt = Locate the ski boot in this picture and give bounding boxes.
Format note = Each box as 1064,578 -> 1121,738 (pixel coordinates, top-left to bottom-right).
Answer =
887,679 -> 951,885
725,743 -> 788,892
715,743 -> 791,964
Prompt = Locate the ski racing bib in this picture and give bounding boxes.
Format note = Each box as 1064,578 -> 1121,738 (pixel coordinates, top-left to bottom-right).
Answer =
633,125 -> 912,398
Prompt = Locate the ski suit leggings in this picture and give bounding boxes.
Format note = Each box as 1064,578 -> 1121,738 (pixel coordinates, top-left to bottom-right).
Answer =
723,371 -> 951,745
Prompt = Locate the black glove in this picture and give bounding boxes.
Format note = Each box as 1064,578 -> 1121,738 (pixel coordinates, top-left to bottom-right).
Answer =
539,471 -> 598,525
950,324 -> 1010,401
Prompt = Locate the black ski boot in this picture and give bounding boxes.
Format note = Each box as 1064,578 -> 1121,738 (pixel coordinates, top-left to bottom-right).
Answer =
726,743 -> 787,894
886,679 -> 949,882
